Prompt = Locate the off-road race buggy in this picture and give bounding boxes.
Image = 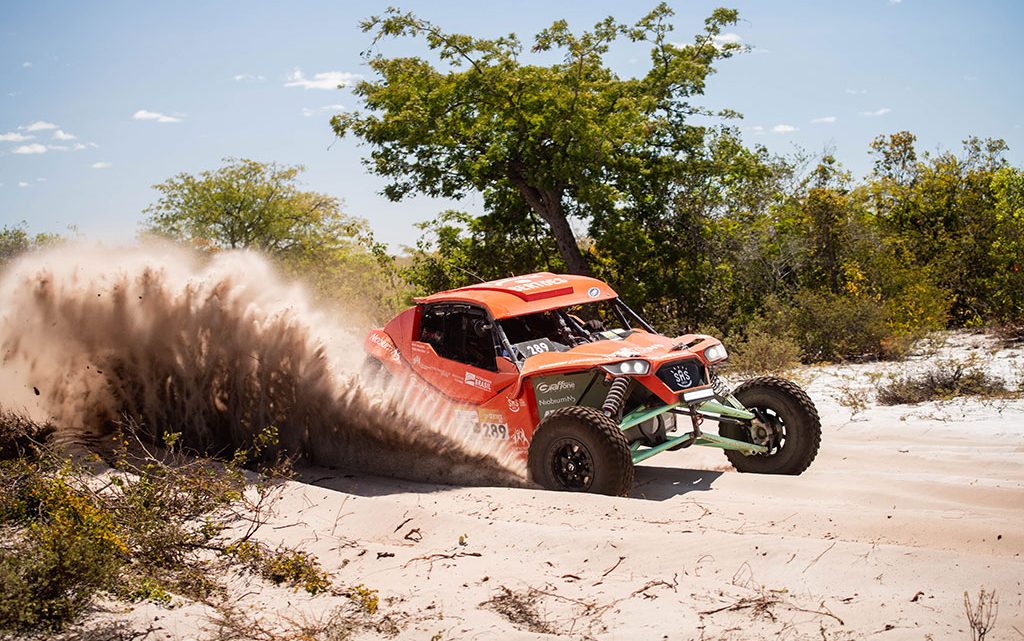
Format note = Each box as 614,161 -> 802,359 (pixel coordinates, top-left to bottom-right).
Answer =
364,273 -> 821,496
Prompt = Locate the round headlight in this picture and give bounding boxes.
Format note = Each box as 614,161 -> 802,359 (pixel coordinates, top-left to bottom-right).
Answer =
704,344 -> 728,363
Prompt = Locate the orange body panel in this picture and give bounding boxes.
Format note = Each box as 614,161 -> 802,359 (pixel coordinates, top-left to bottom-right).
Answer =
415,272 -> 617,319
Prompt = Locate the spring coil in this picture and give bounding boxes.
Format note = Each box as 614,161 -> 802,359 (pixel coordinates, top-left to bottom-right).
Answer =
709,370 -> 731,398
602,376 -> 630,417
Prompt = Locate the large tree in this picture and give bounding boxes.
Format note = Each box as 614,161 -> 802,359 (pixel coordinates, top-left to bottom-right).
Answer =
332,4 -> 741,274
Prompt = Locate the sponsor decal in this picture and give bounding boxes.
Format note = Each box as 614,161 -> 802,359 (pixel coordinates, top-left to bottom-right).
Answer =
587,286 -> 600,298
671,367 -> 693,388
536,380 -> 576,394
368,333 -> 401,362
509,428 -> 528,447
507,397 -> 522,413
464,371 -> 493,391
537,395 -> 576,407
500,276 -> 569,293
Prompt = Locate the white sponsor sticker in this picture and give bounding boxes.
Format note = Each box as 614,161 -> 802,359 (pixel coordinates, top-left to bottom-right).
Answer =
537,380 -> 576,393
587,287 -> 600,298
464,371 -> 493,391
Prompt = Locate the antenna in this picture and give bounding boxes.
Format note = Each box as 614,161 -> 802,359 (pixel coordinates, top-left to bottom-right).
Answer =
451,264 -> 486,284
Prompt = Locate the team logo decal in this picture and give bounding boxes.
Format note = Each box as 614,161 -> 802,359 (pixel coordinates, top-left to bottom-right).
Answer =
587,287 -> 600,298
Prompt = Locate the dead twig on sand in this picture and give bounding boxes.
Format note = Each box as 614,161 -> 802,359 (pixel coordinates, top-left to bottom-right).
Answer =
700,590 -> 844,627
964,589 -> 998,641
802,541 -> 837,574
403,551 -> 482,571
593,556 -> 626,585
630,574 -> 679,599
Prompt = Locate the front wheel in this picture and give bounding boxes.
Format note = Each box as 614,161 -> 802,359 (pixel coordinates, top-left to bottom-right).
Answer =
528,406 -> 634,496
719,376 -> 821,475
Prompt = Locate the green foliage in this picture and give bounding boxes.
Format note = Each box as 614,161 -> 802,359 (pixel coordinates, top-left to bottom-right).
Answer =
142,158 -> 409,323
0,223 -> 63,270
405,209 -> 565,292
335,4 -> 742,275
0,418 -> 330,633
343,584 -> 380,614
228,541 -> 331,595
0,462 -> 124,632
724,327 -> 802,375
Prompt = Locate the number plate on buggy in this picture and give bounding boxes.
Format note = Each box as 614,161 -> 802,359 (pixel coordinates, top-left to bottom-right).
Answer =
656,359 -> 707,392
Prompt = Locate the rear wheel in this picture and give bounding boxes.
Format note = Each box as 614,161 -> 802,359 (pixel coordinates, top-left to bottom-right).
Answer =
720,376 -> 820,475
528,406 -> 634,496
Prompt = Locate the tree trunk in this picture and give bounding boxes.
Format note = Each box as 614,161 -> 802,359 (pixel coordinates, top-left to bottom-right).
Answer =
511,181 -> 590,276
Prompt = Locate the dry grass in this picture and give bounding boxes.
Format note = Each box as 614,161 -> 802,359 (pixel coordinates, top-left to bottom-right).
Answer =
876,360 -> 1011,405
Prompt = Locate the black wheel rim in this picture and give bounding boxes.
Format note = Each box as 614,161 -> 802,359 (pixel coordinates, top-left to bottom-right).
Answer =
751,407 -> 787,456
550,438 -> 594,490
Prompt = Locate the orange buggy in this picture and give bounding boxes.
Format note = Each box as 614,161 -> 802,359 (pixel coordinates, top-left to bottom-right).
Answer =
365,273 -> 820,495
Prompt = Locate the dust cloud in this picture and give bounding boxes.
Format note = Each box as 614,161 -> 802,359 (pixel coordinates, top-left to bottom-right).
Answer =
0,242 -> 526,486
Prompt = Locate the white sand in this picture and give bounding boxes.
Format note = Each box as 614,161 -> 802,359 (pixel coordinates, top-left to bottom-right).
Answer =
99,333 -> 1024,640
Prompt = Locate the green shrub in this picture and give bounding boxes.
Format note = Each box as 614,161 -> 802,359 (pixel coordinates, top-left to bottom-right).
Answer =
227,541 -> 331,595
724,327 -> 802,374
0,463 -> 124,632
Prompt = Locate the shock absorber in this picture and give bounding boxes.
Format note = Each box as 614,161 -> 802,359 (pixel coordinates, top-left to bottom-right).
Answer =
602,376 -> 630,418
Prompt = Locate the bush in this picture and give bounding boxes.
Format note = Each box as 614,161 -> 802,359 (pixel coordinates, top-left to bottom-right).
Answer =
876,360 -> 1010,405
0,462 -> 124,632
0,419 -> 309,633
724,327 -> 802,375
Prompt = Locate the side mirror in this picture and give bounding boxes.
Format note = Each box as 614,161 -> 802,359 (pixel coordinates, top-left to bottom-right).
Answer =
472,318 -> 493,338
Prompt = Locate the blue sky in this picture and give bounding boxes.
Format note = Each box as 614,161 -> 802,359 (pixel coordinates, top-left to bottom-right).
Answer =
1,0 -> 1022,250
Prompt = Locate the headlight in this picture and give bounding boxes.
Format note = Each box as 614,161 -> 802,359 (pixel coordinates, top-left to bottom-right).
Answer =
703,343 -> 728,363
602,360 -> 650,376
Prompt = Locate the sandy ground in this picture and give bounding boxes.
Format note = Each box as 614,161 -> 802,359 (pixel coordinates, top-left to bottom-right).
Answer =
101,334 -> 1024,640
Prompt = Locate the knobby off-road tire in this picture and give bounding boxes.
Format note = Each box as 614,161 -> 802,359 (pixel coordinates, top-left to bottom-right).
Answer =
528,406 -> 634,496
719,376 -> 821,475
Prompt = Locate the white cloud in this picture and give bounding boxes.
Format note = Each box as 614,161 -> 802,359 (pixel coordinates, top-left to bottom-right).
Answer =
233,73 -> 266,82
302,103 -> 345,117
0,132 -> 33,142
772,124 -> 799,133
72,142 -> 86,151
284,69 -> 361,90
91,161 -> 112,169
712,32 -> 743,48
13,143 -> 47,154
889,0 -> 902,4
861,107 -> 892,117
22,62 -> 32,68
18,181 -> 30,187
749,125 -> 766,135
845,88 -> 868,95
52,129 -> 76,140
23,120 -> 58,132
811,116 -> 837,124
36,177 -> 46,182
47,144 -> 69,151
133,109 -> 182,123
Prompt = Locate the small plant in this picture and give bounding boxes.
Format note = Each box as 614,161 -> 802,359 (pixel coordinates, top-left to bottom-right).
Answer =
876,360 -> 1010,405
343,584 -> 380,614
228,541 -> 332,595
963,589 -> 998,641
835,383 -> 870,419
